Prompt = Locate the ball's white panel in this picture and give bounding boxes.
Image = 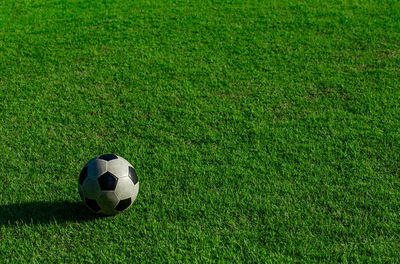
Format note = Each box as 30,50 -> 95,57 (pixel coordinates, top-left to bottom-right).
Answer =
87,158 -> 107,180
107,158 -> 130,178
131,182 -> 139,203
98,191 -> 119,215
82,178 -> 101,199
116,156 -> 134,167
85,157 -> 98,167
78,184 -> 84,201
115,176 -> 135,200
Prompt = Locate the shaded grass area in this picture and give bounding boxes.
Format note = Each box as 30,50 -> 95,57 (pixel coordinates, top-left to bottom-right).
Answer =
0,201 -> 96,226
0,0 -> 399,262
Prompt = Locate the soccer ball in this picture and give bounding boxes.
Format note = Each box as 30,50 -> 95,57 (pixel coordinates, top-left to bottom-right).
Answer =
78,154 -> 139,215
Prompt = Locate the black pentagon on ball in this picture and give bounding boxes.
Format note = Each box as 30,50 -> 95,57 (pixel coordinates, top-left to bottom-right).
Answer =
78,166 -> 88,184
98,171 -> 118,190
98,154 -> 118,161
115,197 -> 132,211
85,198 -> 101,212
128,166 -> 138,184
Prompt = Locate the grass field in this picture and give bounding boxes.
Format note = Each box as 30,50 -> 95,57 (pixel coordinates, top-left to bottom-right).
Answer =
0,0 -> 399,262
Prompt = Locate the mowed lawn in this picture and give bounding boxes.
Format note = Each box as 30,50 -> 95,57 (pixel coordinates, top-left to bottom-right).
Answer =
0,0 -> 399,262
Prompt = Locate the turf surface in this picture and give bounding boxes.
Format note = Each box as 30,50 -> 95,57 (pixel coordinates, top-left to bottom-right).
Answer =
0,0 -> 399,262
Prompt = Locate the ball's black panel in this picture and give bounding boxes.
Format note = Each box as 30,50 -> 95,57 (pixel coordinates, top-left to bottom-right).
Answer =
115,197 -> 132,211
128,166 -> 138,184
85,198 -> 101,212
79,166 -> 88,184
98,172 -> 118,190
98,154 -> 118,161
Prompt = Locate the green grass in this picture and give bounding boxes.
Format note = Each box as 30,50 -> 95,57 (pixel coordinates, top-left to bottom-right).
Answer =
0,0 -> 399,262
